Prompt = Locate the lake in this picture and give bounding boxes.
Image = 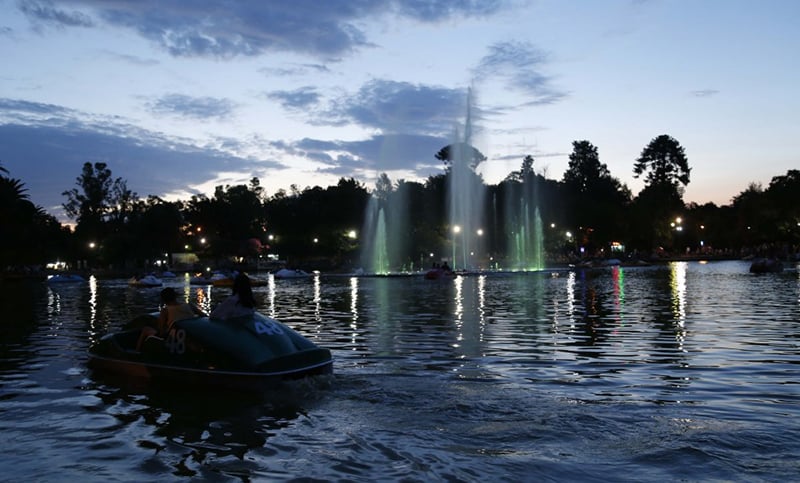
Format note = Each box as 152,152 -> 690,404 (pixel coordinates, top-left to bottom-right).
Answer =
1,260 -> 798,482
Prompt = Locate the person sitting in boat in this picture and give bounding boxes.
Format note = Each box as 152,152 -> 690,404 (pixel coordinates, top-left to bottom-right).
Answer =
210,272 -> 256,320
136,287 -> 206,350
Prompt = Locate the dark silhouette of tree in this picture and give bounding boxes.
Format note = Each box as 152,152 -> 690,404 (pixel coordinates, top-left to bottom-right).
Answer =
504,154 -> 535,183
633,134 -> 691,190
765,170 -> 800,245
264,178 -> 369,268
62,162 -> 137,243
435,142 -> 487,170
731,182 -> 770,248
182,179 -> 268,265
630,135 -> 691,251
1,164 -> 68,268
562,141 -> 631,252
374,173 -> 393,202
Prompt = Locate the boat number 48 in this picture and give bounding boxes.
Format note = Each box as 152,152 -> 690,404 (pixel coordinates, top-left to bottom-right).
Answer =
165,321 -> 284,355
166,329 -> 187,354
255,319 -> 284,335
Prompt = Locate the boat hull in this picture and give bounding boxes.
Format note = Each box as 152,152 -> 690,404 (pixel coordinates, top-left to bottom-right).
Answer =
88,351 -> 333,392
88,313 -> 333,392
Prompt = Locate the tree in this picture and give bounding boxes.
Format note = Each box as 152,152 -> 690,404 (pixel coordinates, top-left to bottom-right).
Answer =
504,155 -> 535,183
561,141 -> 631,251
1,164 -> 68,267
564,141 -> 608,192
630,135 -> 691,251
435,142 -> 487,170
374,173 -> 393,201
62,162 -> 136,240
633,134 -> 691,190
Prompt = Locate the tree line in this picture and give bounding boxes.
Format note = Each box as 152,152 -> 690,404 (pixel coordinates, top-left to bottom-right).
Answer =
1,133 -> 798,273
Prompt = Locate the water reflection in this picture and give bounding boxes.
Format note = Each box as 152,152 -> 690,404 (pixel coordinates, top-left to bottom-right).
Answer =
611,265 -> 624,324
373,277 -> 394,356
349,276 -> 359,346
670,261 -> 687,323
91,382 -> 315,479
267,274 -> 277,318
669,261 -> 688,351
313,273 -> 321,322
88,275 -> 98,326
565,270 -> 576,325
452,275 -> 487,358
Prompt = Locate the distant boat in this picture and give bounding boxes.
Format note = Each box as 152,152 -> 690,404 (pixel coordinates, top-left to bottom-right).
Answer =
189,271 -> 230,285
128,274 -> 163,287
424,268 -> 456,280
749,258 -> 783,273
47,274 -> 86,283
211,273 -> 270,287
273,268 -> 312,279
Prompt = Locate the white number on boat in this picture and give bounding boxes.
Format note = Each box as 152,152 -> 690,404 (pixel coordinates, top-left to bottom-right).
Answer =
166,328 -> 186,354
255,320 -> 284,335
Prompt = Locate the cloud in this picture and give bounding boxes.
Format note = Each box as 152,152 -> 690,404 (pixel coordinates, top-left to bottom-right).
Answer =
0,98 -> 281,218
266,87 -> 321,111
16,0 -> 512,59
320,80 -> 470,135
394,0 -> 506,22
100,50 -> 160,66
18,0 -> 94,28
474,40 -> 568,106
259,63 -> 331,77
147,94 -> 236,120
287,133 -> 448,174
690,89 -> 719,98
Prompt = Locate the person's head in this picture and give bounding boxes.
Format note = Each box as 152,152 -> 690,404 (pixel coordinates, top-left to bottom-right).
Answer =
160,287 -> 179,304
232,273 -> 255,308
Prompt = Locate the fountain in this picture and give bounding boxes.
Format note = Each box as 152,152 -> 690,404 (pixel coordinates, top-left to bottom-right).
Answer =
360,197 -> 390,274
447,90 -> 486,271
505,178 -> 544,271
359,89 -> 544,275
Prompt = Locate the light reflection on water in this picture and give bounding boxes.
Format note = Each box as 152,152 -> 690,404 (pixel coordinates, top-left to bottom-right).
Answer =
0,260 -> 798,481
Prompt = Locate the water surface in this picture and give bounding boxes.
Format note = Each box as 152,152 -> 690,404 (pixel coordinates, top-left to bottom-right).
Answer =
1,261 -> 798,481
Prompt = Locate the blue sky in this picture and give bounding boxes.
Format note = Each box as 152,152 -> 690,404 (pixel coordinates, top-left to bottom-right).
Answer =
2,0 -> 798,222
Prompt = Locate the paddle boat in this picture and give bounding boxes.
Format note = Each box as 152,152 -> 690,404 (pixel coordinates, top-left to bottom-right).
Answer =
128,274 -> 163,287
211,273 -> 270,287
749,257 -> 784,273
47,273 -> 86,283
424,267 -> 456,280
189,271 -> 230,285
88,312 -> 333,391
273,268 -> 312,279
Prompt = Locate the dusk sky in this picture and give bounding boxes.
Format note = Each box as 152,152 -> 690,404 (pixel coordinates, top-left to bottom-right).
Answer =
2,0 -> 798,222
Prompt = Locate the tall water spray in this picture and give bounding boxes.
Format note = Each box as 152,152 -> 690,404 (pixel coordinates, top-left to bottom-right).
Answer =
447,91 -> 486,270
505,168 -> 545,271
361,197 -> 390,274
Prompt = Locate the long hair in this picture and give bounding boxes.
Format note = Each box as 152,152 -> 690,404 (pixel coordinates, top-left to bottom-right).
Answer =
232,273 -> 255,308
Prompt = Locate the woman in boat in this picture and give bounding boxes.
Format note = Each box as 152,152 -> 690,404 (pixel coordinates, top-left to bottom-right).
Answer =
210,272 -> 256,319
136,287 -> 206,350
